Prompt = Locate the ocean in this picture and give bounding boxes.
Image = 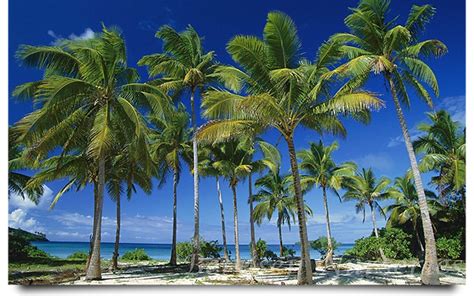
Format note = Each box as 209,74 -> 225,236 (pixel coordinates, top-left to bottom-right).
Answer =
32,241 -> 355,260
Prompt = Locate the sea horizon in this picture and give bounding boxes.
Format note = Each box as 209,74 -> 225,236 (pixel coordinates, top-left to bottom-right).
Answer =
32,241 -> 356,260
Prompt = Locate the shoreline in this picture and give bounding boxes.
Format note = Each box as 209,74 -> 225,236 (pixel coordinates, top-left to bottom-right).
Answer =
10,259 -> 466,286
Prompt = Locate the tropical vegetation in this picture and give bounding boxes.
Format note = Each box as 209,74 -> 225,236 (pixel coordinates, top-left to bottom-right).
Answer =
8,0 -> 464,286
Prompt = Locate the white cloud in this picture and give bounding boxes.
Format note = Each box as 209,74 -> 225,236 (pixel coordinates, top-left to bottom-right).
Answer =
354,152 -> 394,172
68,28 -> 95,40
47,28 -> 96,42
9,209 -> 44,233
9,186 -> 53,211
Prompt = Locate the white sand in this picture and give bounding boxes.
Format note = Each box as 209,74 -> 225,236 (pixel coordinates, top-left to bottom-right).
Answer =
64,260 -> 465,285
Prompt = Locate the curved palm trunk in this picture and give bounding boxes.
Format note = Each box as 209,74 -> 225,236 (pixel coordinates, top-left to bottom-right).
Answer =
170,170 -> 178,266
387,76 -> 440,285
86,157 -> 105,280
322,187 -> 334,266
189,91 -> 200,272
278,223 -> 284,257
286,134 -> 313,285
370,203 -> 387,262
231,184 -> 241,272
111,192 -> 121,271
216,177 -> 230,262
249,174 -> 259,267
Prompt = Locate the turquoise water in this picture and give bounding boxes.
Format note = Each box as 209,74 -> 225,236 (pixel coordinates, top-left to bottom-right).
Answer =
32,241 -> 354,260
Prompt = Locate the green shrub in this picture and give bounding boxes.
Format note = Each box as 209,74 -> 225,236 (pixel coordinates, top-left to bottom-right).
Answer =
436,236 -> 463,260
345,228 -> 413,261
282,246 -> 296,257
121,248 -> 151,261
177,238 -> 223,262
254,239 -> 267,261
176,242 -> 193,261
200,240 -> 222,259
9,233 -> 52,262
310,236 -> 341,257
67,251 -> 89,260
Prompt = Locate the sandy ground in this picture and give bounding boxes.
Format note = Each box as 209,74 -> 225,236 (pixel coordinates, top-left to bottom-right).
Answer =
64,260 -> 465,286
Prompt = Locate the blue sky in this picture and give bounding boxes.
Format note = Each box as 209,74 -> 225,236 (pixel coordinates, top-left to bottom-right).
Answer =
8,0 -> 465,244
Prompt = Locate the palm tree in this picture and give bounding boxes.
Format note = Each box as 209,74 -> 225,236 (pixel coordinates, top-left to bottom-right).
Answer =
198,11 -> 382,284
386,172 -> 438,255
245,138 -> 281,267
138,25 -> 222,271
297,141 -> 355,266
149,104 -> 192,266
108,147 -> 153,271
8,133 -> 44,202
253,172 -> 310,257
413,110 -> 465,201
210,140 -> 255,271
199,146 -> 230,262
330,0 -> 447,283
343,168 -> 398,261
11,26 -> 160,280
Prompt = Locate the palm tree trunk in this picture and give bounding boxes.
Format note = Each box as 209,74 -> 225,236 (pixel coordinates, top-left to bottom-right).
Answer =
249,174 -> 259,267
278,223 -> 284,257
170,170 -> 178,266
370,203 -> 387,262
285,134 -> 313,285
387,75 -> 440,285
231,184 -> 241,272
216,177 -> 229,262
111,192 -> 121,271
322,187 -> 334,266
414,223 -> 425,253
189,91 -> 200,272
86,181 -> 98,270
86,157 -> 105,280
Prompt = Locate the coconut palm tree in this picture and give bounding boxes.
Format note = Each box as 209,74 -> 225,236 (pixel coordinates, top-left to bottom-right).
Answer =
199,146 -> 231,262
149,104 -> 192,266
253,172 -> 312,257
198,11 -> 382,284
11,26 -> 160,280
385,172 -> 439,255
209,139 -> 255,272
343,168 -> 398,261
138,25 -> 223,271
297,141 -> 355,266
413,110 -> 465,201
8,133 -> 44,202
108,148 -> 153,271
330,0 -> 447,283
244,138 -> 281,267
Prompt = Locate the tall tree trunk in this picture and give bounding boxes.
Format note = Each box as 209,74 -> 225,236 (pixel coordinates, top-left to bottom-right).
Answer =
387,75 -> 440,285
189,91 -> 200,272
86,157 -> 105,280
322,187 -> 334,266
231,184 -> 241,272
170,170 -> 178,266
111,192 -> 121,271
86,181 -> 98,270
414,223 -> 425,253
249,174 -> 259,267
278,223 -> 284,257
370,203 -> 387,262
286,134 -> 313,285
216,177 -> 230,262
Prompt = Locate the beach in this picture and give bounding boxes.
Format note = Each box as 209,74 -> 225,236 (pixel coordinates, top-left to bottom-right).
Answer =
63,260 -> 465,285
